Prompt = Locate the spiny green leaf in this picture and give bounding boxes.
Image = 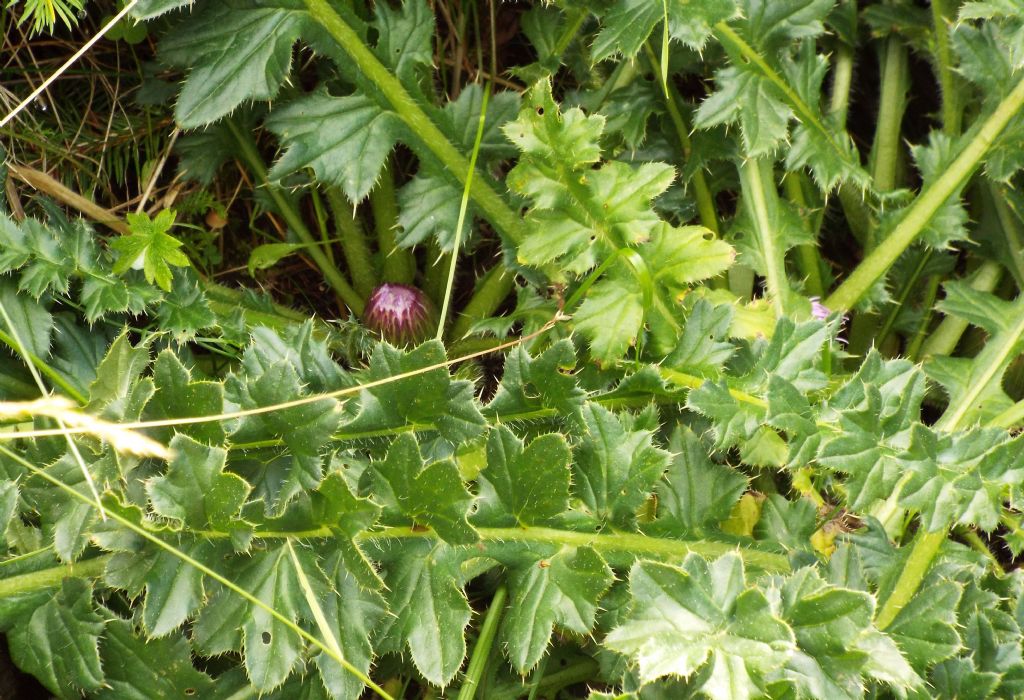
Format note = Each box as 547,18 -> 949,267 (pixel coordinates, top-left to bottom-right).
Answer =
367,433 -> 477,545
592,0 -> 737,61
342,340 -> 485,447
147,350 -> 225,445
486,339 -> 586,423
501,545 -> 613,672
0,280 -> 53,359
378,540 -> 471,686
475,427 -> 572,527
266,93 -> 401,203
9,578 -> 105,697
96,618 -> 214,699
574,403 -> 671,525
605,555 -> 795,695
147,435 -> 250,530
575,279 -> 645,365
159,4 -> 304,127
651,427 -> 747,537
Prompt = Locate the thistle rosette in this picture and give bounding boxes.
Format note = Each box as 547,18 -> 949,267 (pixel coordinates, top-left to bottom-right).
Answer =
363,283 -> 437,346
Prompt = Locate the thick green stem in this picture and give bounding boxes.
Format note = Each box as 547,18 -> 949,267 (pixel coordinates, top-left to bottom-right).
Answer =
369,162 -> 415,285
875,528 -> 946,630
225,119 -> 365,314
457,585 -> 507,700
739,158 -> 791,316
869,37 -> 909,197
783,174 -> 825,298
825,73 -> 1024,311
0,329 -> 86,404
934,294 -> 1024,432
829,45 -> 855,125
448,265 -> 515,341
0,554 -> 111,598
920,260 -> 1003,359
325,187 -> 377,297
931,0 -> 963,135
303,0 -> 528,245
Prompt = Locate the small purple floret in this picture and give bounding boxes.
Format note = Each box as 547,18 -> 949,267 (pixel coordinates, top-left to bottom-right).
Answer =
363,283 -> 437,346
810,297 -> 831,321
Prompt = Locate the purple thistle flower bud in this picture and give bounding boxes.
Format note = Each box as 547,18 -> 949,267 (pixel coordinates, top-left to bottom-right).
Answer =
363,283 -> 438,346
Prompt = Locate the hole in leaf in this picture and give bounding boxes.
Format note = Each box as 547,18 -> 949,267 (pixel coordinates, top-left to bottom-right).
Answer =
536,107 -> 544,116
185,690 -> 196,696
261,631 -> 271,645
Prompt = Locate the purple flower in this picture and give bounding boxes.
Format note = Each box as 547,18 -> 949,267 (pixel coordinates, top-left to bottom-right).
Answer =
810,297 -> 831,321
363,283 -> 438,346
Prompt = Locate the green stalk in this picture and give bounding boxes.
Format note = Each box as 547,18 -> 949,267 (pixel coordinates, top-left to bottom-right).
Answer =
0,529 -> 789,603
456,585 -> 507,700
325,187 -> 377,297
934,295 -> 1024,432
874,250 -> 932,349
739,158 -> 791,316
869,37 -> 909,196
303,0 -> 529,245
931,0 -> 963,136
369,162 -> 415,285
309,187 -> 335,266
904,273 -> 942,361
0,329 -> 86,404
989,182 -> 1024,284
447,263 -> 515,342
829,45 -> 855,125
0,554 -> 110,598
713,22 -> 864,180
225,119 -> 365,315
642,43 -> 720,236
919,260 -> 1003,359
875,529 -> 946,630
783,173 -> 825,298
825,73 -> 1024,312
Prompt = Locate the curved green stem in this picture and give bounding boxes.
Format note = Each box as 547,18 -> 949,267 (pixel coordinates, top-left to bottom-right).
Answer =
0,329 -> 86,404
326,187 -> 377,297
369,162 -> 415,285
225,119 -> 365,314
0,554 -> 110,598
825,73 -> 1024,311
303,0 -> 528,246
919,260 -> 1003,359
875,528 -> 946,630
457,585 -> 507,700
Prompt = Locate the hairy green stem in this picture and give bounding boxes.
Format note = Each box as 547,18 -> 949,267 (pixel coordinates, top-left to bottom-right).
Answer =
326,187 -> 377,297
869,37 -> 909,197
875,528 -> 946,630
829,45 -> 855,124
739,158 -> 791,316
935,295 -> 1024,432
920,260 -> 1003,359
825,73 -> 1024,311
369,162 -> 415,285
303,0 -> 528,245
0,554 -> 110,598
225,119 -> 365,314
457,585 -> 507,700
931,0 -> 963,135
0,329 -> 86,404
783,173 -> 825,298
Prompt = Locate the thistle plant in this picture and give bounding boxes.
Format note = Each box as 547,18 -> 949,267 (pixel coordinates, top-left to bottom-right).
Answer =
2,1 -> 1024,699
